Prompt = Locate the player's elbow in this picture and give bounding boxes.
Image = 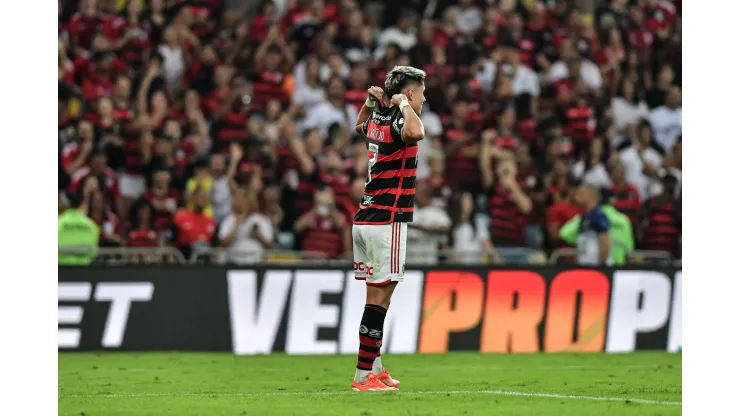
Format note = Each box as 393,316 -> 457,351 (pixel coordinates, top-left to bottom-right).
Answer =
403,128 -> 425,142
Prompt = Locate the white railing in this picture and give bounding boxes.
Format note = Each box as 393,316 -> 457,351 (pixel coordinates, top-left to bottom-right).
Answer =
549,248 -> 676,265
58,246 -> 678,266
97,247 -> 187,264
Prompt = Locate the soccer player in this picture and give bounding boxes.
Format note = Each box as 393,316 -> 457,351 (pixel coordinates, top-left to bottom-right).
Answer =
350,66 -> 426,391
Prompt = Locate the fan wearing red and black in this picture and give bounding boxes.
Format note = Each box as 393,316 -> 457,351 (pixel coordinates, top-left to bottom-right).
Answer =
350,66 -> 426,392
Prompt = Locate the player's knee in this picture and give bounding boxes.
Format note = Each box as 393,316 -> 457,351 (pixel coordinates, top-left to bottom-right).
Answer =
366,283 -> 396,308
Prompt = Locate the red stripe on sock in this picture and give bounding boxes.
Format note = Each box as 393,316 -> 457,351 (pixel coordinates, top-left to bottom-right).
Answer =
360,335 -> 381,347
365,304 -> 386,314
356,361 -> 373,370
358,349 -> 376,360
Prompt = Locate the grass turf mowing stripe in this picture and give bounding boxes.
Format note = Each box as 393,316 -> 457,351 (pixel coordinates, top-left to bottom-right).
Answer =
58,389 -> 681,406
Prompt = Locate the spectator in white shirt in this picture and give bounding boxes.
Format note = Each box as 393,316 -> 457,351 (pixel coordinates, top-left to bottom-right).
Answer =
209,154 -> 232,223
649,86 -> 682,152
476,41 -> 540,96
618,120 -> 663,200
374,10 -> 418,59
454,0 -> 483,36
302,76 -> 357,137
572,137 -> 612,189
218,187 -> 275,265
611,77 -> 649,140
159,26 -> 185,92
450,192 -> 501,265
548,39 -> 602,90
291,56 -> 326,113
407,182 -> 452,266
647,138 -> 682,198
417,107 -> 444,180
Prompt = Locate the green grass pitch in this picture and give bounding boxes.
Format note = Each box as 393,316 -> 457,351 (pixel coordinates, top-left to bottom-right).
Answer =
59,352 -> 681,415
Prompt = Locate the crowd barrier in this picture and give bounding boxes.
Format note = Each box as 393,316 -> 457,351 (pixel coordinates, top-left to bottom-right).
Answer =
59,265 -> 681,354
91,247 -> 677,266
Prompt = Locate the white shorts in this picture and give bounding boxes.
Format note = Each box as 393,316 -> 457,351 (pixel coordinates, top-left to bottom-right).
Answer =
352,222 -> 408,286
119,173 -> 146,199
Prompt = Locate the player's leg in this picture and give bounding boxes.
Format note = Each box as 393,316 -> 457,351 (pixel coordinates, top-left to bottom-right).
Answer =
352,223 -> 404,391
351,224 -> 394,391
371,222 -> 406,387
352,224 -> 370,282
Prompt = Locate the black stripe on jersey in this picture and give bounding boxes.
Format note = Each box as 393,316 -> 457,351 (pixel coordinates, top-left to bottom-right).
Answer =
364,177 -> 416,192
372,157 -> 418,174
365,177 -> 399,192
368,194 -> 415,208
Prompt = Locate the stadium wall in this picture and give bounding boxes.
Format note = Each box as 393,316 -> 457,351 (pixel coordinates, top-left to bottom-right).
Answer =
58,266 -> 681,354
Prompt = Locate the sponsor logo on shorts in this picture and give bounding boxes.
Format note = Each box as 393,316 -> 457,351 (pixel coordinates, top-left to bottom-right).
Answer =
354,262 -> 374,276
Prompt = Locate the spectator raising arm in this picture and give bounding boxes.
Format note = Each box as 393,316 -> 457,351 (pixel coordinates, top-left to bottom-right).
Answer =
136,61 -> 160,116
499,161 -> 533,215
479,129 -> 512,189
293,209 -> 317,234
287,133 -> 316,176
253,26 -> 294,73
227,143 -> 243,194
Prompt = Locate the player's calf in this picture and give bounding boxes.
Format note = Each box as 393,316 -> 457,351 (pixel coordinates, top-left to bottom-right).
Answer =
354,304 -> 387,383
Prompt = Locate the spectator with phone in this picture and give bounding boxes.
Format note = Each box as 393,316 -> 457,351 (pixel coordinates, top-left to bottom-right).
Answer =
218,187 -> 275,264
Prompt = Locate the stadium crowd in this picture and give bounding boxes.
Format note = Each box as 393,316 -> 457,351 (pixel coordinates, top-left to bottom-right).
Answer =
58,0 -> 681,264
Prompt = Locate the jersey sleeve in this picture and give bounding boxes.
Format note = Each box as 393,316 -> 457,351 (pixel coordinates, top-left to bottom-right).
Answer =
361,117 -> 370,136
390,109 -> 404,141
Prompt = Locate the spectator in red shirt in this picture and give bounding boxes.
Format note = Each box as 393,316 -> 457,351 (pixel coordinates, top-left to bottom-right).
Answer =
127,197 -> 161,248
609,161 -> 642,229
69,149 -> 122,213
251,26 -> 295,109
544,157 -> 571,204
87,189 -> 122,247
639,174 -> 680,257
423,149 -> 452,209
69,0 -> 109,51
442,98 -> 481,192
294,186 -> 351,260
61,120 -> 96,178
546,177 -> 583,250
173,186 -> 217,257
145,169 -> 179,231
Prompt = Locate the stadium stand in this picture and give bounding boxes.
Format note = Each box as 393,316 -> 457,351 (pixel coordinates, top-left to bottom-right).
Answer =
58,0 -> 681,265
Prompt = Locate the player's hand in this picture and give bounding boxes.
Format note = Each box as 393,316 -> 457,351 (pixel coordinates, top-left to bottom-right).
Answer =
367,86 -> 384,102
391,94 -> 408,107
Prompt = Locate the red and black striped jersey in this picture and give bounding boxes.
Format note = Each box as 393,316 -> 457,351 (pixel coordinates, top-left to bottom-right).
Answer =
354,105 -> 419,224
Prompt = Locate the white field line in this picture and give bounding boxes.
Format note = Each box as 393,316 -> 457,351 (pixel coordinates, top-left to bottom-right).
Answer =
58,389 -> 681,406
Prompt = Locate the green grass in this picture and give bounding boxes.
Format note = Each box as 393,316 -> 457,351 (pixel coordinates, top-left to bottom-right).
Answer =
59,352 -> 681,416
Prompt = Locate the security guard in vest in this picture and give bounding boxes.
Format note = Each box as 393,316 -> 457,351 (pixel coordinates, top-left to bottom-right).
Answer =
58,191 -> 99,265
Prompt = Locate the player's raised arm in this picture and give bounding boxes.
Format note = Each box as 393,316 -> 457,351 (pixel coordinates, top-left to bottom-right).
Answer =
392,94 -> 425,143
355,86 -> 384,135
384,66 -> 428,143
